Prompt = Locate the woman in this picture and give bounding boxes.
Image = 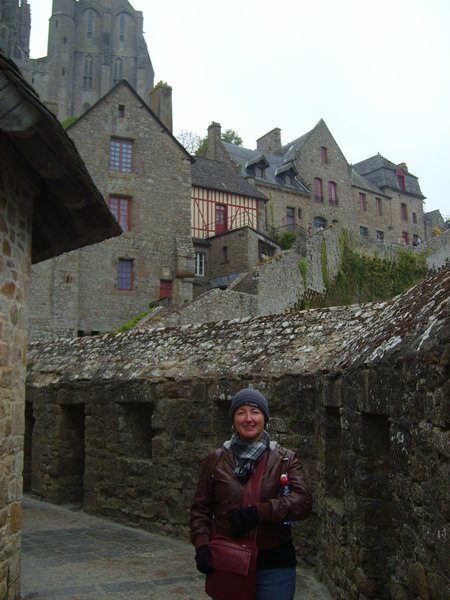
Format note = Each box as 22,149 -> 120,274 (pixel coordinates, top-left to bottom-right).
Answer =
190,388 -> 313,600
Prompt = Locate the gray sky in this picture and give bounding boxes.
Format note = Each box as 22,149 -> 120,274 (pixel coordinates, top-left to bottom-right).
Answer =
28,0 -> 450,218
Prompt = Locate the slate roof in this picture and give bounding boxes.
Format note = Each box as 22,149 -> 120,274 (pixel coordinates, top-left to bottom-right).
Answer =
353,153 -> 425,198
281,128 -> 314,159
351,169 -> 386,195
192,157 -> 267,201
223,142 -> 309,194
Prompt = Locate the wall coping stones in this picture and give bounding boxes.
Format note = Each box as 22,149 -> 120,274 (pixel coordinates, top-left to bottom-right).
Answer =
27,270 -> 449,387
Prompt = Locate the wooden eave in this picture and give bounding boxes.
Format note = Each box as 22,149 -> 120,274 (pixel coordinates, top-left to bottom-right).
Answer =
0,52 -> 121,264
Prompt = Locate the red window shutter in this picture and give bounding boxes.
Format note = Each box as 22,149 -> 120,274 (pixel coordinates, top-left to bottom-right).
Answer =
215,204 -> 227,235
159,280 -> 172,299
314,178 -> 323,202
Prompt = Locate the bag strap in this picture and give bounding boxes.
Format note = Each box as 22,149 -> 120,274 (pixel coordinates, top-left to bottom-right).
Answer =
243,449 -> 268,506
241,450 -> 268,542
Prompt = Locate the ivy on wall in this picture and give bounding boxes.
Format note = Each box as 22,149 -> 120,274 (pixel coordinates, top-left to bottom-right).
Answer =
300,235 -> 428,309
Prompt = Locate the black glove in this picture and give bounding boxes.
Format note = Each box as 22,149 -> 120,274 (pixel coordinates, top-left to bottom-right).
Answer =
229,506 -> 259,538
195,544 -> 213,574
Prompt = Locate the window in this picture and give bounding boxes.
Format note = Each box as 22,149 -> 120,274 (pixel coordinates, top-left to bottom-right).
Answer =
86,10 -> 94,39
109,138 -> 133,172
255,166 -> 266,179
397,169 -> 406,191
109,196 -> 131,231
359,226 -> 368,238
328,181 -> 337,205
314,216 -> 327,231
286,207 -> 295,231
195,252 -> 205,276
314,178 -> 323,202
321,146 -> 329,164
359,192 -> 367,212
284,173 -> 294,186
113,59 -> 123,85
222,246 -> 228,262
119,14 -> 125,42
118,104 -> 125,118
400,203 -> 408,222
402,231 -> 410,245
376,230 -> 384,242
117,258 -> 133,290
215,204 -> 227,235
159,280 -> 172,299
412,212 -> 417,224
375,197 -> 382,216
83,55 -> 93,91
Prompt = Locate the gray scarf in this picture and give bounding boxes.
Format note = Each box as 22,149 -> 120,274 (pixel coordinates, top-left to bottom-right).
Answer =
227,430 -> 270,483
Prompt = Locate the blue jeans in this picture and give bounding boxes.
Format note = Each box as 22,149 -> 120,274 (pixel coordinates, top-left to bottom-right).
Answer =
256,567 -> 296,600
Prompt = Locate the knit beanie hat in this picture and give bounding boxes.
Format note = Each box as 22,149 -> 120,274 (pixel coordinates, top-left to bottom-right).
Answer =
229,388 -> 270,422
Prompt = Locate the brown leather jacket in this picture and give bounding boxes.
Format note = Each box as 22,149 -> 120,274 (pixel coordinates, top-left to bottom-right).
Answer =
190,441 -> 312,551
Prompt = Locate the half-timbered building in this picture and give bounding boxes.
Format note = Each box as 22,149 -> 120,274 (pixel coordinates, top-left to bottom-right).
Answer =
191,156 -> 279,297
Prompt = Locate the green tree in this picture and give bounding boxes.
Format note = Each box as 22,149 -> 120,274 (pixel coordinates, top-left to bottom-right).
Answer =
221,129 -> 243,145
193,128 -> 244,157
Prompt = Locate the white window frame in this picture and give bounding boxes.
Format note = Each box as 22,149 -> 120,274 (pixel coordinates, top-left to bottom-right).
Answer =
195,252 -> 205,276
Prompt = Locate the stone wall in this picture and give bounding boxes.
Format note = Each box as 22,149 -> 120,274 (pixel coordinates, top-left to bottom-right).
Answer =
29,82 -> 194,341
170,224 -> 447,329
26,270 -> 449,600
418,229 -> 450,270
0,146 -> 34,600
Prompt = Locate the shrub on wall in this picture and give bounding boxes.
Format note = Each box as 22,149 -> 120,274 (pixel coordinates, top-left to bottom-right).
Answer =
299,237 -> 428,309
324,244 -> 428,307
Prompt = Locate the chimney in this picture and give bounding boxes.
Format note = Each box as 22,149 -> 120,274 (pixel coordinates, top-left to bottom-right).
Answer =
205,122 -> 222,159
256,128 -> 282,155
149,82 -> 173,132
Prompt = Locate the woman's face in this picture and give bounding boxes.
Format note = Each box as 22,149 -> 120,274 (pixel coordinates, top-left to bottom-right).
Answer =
233,404 -> 265,442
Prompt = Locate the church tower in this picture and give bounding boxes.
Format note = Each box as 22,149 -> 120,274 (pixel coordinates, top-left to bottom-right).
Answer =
47,0 -> 76,119
0,0 -> 31,61
24,0 -> 155,121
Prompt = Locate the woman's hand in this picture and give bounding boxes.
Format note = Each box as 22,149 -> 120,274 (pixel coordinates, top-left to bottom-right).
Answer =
195,544 -> 213,574
229,506 -> 259,538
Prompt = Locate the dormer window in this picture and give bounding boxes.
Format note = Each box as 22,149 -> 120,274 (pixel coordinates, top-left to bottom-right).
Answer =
246,154 -> 269,180
397,169 -> 406,191
275,161 -> 298,188
284,173 -> 294,186
255,166 -> 266,179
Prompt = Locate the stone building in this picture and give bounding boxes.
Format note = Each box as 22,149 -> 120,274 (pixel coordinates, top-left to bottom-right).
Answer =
191,155 -> 279,297
353,154 -> 426,245
29,80 -> 194,340
0,50 -> 120,600
0,0 -> 30,62
25,269 -> 449,600
1,0 -> 154,122
205,120 -> 427,246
